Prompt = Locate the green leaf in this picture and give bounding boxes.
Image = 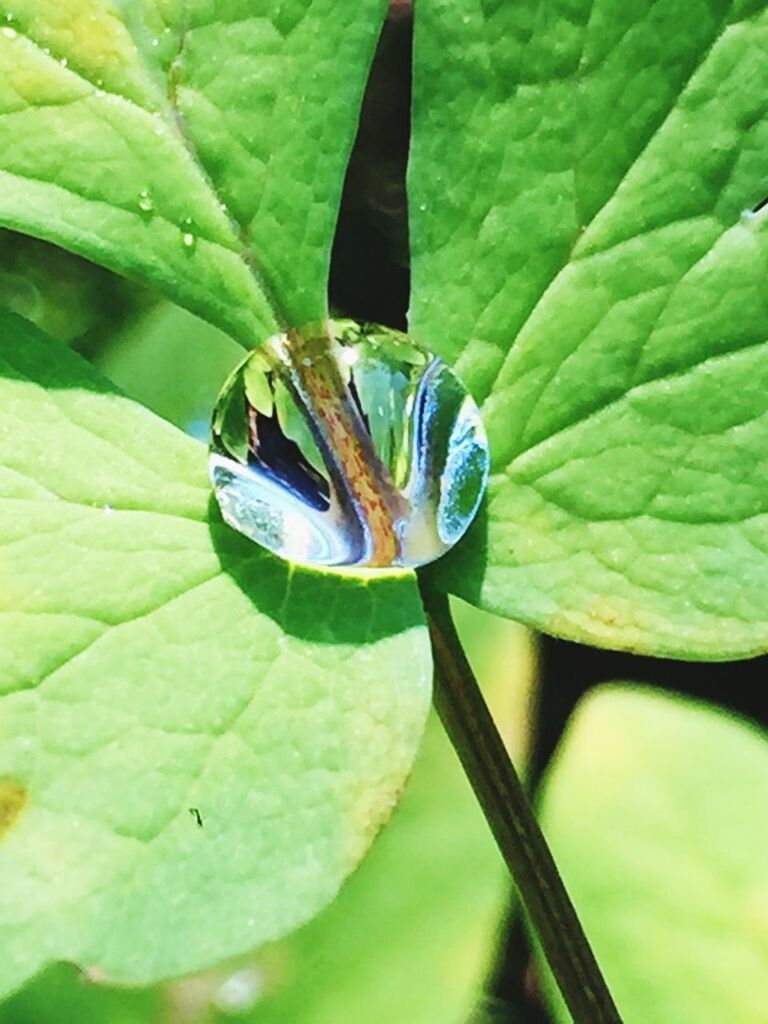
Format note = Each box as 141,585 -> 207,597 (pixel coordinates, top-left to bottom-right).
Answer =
1,606 -> 533,1024
0,964 -> 160,1024
410,0 -> 768,657
537,685 -> 768,1024
239,606 -> 530,1024
0,0 -> 387,337
0,309 -> 431,997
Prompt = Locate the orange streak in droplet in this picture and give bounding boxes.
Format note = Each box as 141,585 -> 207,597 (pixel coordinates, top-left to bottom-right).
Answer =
285,329 -> 404,566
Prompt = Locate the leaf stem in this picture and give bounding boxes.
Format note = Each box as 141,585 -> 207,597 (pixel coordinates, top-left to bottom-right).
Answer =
417,577 -> 622,1024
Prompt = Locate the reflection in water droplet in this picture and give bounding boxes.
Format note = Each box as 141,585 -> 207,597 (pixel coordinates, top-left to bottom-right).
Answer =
209,320 -> 489,569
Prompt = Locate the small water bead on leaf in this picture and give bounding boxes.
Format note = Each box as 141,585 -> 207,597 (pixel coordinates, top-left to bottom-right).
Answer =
180,217 -> 196,250
209,320 -> 489,569
137,190 -> 154,217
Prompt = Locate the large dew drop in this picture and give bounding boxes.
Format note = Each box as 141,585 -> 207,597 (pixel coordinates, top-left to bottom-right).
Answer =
209,320 -> 489,569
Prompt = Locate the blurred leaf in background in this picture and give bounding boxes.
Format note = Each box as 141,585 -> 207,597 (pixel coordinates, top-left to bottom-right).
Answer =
93,302 -> 242,440
537,686 -> 768,1024
0,964 -> 158,1024
0,231 -> 247,439
0,230 -> 151,350
1,601 -> 535,1024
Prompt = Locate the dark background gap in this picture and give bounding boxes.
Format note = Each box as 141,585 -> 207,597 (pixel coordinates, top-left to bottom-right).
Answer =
329,0 -> 412,329
327,3 -> 768,1020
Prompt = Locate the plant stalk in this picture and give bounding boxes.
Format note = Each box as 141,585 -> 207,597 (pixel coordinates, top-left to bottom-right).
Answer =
418,577 -> 622,1024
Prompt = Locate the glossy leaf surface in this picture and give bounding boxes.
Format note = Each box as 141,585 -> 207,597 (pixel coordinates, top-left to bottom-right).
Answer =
0,0 -> 388,337
410,0 -> 768,657
0,310 -> 431,996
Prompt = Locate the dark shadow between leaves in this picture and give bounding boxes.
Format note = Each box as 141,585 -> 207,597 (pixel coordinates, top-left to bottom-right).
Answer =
0,310 -> 120,395
206,494 -> 427,646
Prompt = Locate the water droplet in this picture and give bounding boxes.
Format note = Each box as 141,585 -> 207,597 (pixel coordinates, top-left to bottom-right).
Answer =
151,37 -> 159,48
209,320 -> 489,569
137,189 -> 154,216
1,26 -> 17,38
60,56 -> 68,67
180,217 -> 196,250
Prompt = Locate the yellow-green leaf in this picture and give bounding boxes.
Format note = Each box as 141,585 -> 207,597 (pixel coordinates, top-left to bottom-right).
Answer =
0,309 -> 431,997
410,0 -> 768,658
537,686 -> 768,1023
0,0 -> 388,337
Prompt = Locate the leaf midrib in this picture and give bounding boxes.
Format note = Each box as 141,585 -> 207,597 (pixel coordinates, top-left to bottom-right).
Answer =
479,1 -> 746,412
5,20 -> 284,324
504,316 -> 768,483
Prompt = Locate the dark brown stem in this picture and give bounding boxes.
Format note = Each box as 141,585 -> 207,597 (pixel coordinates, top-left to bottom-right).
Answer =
418,577 -> 623,1024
